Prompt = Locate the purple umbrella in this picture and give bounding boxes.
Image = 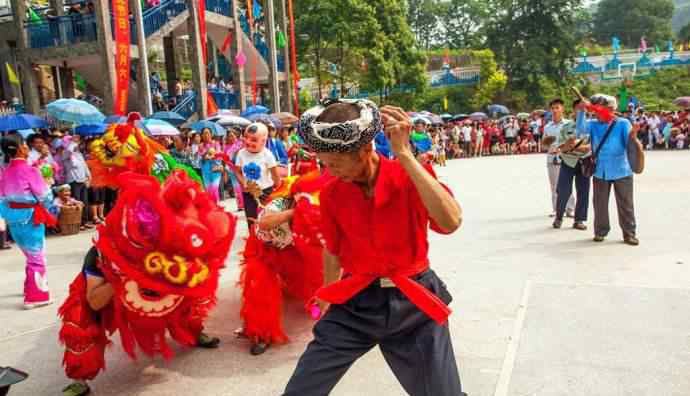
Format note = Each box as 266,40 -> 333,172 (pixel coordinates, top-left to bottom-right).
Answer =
672,97 -> 690,108
469,112 -> 488,121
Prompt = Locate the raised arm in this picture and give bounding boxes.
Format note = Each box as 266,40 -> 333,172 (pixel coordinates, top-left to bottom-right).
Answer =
381,106 -> 462,234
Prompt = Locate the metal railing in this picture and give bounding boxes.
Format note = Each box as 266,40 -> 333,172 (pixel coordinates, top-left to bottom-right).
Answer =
209,88 -> 238,109
26,13 -> 98,48
171,91 -> 196,119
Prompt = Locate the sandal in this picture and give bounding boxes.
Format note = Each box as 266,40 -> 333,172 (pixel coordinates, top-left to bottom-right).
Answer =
62,382 -> 91,396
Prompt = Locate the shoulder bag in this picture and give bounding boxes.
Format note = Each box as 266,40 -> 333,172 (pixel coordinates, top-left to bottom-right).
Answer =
580,120 -> 617,178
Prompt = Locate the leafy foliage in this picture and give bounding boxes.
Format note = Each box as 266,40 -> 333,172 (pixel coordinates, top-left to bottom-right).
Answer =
592,0 -> 675,47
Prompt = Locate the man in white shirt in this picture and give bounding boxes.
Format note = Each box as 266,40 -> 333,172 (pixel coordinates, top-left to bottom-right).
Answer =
543,99 -> 575,217
461,123 -> 472,156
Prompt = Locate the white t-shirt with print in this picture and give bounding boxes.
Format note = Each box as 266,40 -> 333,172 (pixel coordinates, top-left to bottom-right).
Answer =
235,148 -> 278,190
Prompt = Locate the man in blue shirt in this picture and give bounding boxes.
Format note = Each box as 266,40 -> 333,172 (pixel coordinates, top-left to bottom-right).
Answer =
576,94 -> 639,246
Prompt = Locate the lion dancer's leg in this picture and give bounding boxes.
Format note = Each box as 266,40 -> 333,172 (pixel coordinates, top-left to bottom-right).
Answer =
59,275 -> 108,396
280,241 -> 324,317
168,298 -> 221,349
239,234 -> 288,355
10,222 -> 51,308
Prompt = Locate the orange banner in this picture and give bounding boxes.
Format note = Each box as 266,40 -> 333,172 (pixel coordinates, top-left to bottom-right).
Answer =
113,0 -> 130,115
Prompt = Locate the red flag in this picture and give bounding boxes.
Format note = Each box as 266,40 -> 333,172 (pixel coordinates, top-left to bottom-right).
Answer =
221,32 -> 233,54
112,0 -> 130,115
207,92 -> 218,114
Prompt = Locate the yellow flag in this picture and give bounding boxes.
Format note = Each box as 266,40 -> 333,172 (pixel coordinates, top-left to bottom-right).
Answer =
5,63 -> 19,85
443,96 -> 448,111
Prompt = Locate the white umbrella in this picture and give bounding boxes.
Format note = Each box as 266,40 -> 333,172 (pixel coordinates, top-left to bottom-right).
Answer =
207,115 -> 251,128
140,119 -> 180,136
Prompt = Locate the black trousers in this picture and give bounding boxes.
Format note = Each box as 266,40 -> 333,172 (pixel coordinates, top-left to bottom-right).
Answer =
242,187 -> 273,230
283,270 -> 463,396
592,176 -> 636,239
556,162 -> 591,222
69,182 -> 89,225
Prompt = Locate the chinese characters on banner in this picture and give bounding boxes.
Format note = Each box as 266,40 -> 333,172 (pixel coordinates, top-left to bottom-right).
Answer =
113,0 -> 130,115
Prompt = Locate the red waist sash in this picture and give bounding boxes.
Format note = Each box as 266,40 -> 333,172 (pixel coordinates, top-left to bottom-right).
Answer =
8,202 -> 58,227
315,259 -> 452,325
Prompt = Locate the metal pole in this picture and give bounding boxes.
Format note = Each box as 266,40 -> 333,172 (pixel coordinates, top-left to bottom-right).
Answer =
132,0 -> 153,115
266,0 -> 281,112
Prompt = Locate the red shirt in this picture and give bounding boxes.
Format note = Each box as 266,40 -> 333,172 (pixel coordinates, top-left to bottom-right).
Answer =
315,155 -> 453,325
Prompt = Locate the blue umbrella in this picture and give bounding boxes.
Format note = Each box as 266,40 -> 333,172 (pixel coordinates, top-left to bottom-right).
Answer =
104,115 -> 127,124
486,104 -> 510,117
150,111 -> 186,126
46,98 -> 105,125
240,105 -> 270,118
190,120 -> 226,137
75,123 -> 108,136
139,119 -> 180,136
17,129 -> 35,139
0,114 -> 48,131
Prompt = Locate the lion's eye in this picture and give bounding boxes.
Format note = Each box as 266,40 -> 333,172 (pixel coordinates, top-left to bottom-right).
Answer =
190,234 -> 204,248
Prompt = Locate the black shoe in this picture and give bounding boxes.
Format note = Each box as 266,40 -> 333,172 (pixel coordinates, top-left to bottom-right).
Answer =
196,333 -> 220,349
624,236 -> 639,246
250,341 -> 270,355
573,222 -> 587,231
552,219 -> 562,229
593,235 -> 605,242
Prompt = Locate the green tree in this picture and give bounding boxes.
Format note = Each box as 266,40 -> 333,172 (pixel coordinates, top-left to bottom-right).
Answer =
369,0 -> 428,96
406,0 -> 443,50
678,21 -> 690,42
436,0 -> 488,49
592,0 -> 675,47
485,0 -> 584,106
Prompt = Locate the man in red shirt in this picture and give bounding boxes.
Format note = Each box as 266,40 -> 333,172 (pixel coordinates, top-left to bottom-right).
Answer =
282,99 -> 464,396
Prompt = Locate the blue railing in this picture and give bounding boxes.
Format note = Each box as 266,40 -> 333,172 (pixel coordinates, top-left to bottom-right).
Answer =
430,71 -> 480,88
209,88 -> 238,109
172,91 -> 197,119
26,14 -> 98,49
140,0 -> 187,38
205,0 -> 232,17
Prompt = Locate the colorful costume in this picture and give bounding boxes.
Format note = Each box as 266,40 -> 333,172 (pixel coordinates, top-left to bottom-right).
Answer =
239,171 -> 329,346
58,170 -> 236,381
58,113 -> 237,383
201,156 -> 223,203
0,158 -> 56,306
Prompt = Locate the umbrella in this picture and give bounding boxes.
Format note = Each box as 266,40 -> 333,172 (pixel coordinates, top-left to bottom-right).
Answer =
487,104 -> 510,117
451,114 -> 468,122
517,112 -> 530,120
74,123 -> 108,136
426,113 -> 443,125
240,105 -> 270,118
46,98 -> 105,125
150,111 -> 186,126
469,112 -> 488,121
16,129 -> 35,139
207,115 -> 251,128
190,120 -> 226,137
0,114 -> 48,131
139,119 -> 180,136
104,115 -> 127,124
247,113 -> 282,130
498,115 -> 515,123
672,96 -> 690,108
412,116 -> 432,125
272,112 -> 299,125
440,113 -> 453,121
532,109 -> 546,116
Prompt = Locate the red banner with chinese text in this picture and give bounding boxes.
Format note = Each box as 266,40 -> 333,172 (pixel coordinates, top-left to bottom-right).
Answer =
199,0 -> 207,63
113,0 -> 130,115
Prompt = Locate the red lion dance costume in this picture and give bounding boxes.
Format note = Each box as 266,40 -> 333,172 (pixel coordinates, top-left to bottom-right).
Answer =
239,170 -> 330,353
58,114 -> 236,384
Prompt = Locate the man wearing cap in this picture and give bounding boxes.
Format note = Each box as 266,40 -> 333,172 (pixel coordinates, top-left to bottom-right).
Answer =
282,99 -> 464,396
576,94 -> 640,246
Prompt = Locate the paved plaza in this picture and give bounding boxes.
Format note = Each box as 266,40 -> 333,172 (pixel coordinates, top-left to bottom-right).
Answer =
1,151 -> 689,396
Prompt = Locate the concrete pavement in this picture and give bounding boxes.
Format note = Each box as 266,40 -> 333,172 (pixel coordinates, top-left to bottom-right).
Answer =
1,151 -> 689,396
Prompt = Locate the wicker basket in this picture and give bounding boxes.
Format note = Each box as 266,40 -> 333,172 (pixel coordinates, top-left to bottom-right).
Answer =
58,206 -> 82,236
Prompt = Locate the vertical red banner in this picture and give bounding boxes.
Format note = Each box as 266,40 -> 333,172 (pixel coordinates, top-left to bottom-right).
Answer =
198,0 -> 207,63
112,0 -> 130,115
